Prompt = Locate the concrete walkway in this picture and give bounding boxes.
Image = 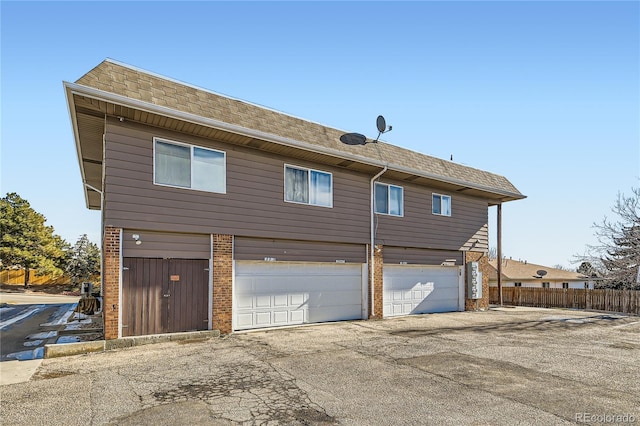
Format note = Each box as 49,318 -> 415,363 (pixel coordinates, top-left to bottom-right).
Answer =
0,359 -> 43,386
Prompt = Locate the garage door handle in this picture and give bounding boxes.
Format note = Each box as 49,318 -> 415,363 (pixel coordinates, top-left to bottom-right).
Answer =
163,293 -> 170,298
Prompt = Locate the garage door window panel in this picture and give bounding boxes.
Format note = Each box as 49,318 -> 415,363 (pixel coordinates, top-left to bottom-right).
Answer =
154,138 -> 226,194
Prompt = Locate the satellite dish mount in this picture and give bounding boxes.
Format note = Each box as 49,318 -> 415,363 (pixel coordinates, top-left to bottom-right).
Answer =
339,115 -> 392,146
374,115 -> 392,143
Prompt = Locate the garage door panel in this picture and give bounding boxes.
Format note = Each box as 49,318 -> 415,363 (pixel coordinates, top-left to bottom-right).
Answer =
235,262 -> 363,330
383,265 -> 461,317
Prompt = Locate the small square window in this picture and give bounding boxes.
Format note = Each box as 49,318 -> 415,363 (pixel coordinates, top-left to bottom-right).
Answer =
374,183 -> 403,216
514,282 -> 522,287
432,193 -> 451,216
542,282 -> 550,288
562,282 -> 569,289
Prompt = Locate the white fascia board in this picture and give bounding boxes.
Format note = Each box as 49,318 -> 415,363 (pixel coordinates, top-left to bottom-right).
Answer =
64,81 -> 525,201
64,82 -> 93,210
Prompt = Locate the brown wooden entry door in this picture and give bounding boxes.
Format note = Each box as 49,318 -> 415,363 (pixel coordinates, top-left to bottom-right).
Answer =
122,258 -> 209,337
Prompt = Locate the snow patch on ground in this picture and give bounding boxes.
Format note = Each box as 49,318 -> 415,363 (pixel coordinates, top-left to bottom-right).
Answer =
0,305 -> 46,330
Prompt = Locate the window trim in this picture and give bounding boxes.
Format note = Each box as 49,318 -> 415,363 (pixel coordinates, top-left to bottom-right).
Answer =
432,193 -> 452,217
153,137 -> 227,194
374,182 -> 404,217
283,164 -> 333,208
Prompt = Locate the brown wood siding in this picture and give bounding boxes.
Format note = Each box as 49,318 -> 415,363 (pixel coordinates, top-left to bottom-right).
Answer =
122,230 -> 210,259
375,180 -> 489,251
104,118 -> 489,252
383,247 -> 463,266
235,238 -> 367,263
103,119 -> 370,244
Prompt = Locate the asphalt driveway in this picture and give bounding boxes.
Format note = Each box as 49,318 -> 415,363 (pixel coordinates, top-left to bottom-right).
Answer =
1,307 -> 638,425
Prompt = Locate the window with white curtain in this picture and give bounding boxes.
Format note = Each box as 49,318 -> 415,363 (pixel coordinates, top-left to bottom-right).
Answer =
374,183 -> 403,216
432,193 -> 451,216
154,138 -> 226,193
284,165 -> 332,207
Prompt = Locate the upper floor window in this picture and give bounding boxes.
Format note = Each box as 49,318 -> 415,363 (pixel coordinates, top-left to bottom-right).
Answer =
154,138 -> 226,193
284,165 -> 332,207
375,183 -> 403,216
432,193 -> 451,216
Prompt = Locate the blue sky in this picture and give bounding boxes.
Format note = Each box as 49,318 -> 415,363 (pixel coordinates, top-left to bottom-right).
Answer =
1,1 -> 638,269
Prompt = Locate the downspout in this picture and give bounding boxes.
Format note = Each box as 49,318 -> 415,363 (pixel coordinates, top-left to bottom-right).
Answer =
370,165 -> 387,318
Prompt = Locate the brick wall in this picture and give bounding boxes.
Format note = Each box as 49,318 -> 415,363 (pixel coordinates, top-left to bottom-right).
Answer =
368,244 -> 384,319
465,251 -> 490,311
213,234 -> 233,334
103,227 -> 121,339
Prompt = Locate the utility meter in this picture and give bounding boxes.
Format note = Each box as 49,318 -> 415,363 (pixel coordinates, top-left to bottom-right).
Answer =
467,262 -> 482,299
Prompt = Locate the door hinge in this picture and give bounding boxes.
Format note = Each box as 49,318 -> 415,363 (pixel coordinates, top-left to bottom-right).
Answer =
123,267 -> 130,271
204,268 -> 210,271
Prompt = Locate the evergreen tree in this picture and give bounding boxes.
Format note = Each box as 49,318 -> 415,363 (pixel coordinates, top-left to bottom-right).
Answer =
0,193 -> 68,286
65,234 -> 100,286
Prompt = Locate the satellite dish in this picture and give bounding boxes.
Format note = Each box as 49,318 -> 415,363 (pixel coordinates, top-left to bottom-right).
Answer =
339,133 -> 368,146
376,115 -> 387,133
536,270 -> 548,277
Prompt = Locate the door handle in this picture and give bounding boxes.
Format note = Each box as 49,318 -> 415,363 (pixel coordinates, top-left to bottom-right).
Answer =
163,293 -> 170,298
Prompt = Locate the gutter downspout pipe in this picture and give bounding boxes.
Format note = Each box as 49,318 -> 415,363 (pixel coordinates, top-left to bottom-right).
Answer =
370,165 -> 387,318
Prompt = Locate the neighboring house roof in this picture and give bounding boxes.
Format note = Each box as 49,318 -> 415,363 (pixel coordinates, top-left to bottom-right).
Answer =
488,258 -> 590,282
64,59 -> 526,209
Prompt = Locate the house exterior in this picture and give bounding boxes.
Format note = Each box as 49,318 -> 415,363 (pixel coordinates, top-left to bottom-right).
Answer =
488,259 -> 595,289
65,59 -> 525,339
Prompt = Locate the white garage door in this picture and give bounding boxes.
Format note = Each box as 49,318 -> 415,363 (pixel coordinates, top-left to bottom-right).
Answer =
383,265 -> 463,317
234,262 -> 365,330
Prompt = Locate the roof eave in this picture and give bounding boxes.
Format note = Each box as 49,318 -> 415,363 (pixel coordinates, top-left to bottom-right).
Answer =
64,82 -> 92,210
65,81 -> 526,203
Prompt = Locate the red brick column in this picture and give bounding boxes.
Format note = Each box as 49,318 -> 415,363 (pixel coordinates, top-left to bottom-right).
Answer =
213,234 -> 233,334
103,227 -> 121,340
369,244 -> 384,319
465,251 -> 490,311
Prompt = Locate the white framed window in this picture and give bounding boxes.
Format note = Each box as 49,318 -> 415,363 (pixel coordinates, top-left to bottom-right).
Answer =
514,282 -> 522,287
562,282 -> 569,289
374,183 -> 404,216
154,138 -> 226,193
284,165 -> 332,208
432,193 -> 452,216
542,282 -> 550,288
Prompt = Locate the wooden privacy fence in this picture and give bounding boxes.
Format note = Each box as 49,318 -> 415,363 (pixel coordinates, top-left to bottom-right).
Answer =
490,287 -> 640,316
0,269 -> 69,285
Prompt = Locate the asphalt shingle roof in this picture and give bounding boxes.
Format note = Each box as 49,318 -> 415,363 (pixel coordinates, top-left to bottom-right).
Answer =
73,59 -> 524,200
488,259 -> 588,281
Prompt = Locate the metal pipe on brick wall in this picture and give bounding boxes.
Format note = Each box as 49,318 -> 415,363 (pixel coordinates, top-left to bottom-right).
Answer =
370,166 -> 387,318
